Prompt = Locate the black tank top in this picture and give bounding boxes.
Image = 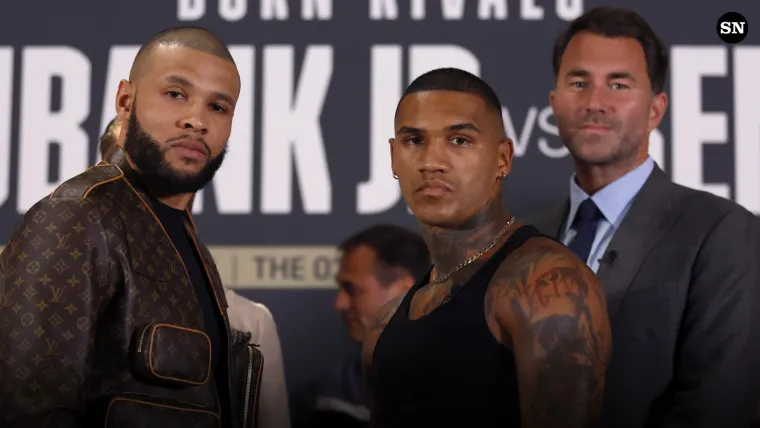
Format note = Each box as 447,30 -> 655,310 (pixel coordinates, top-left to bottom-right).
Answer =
371,225 -> 549,428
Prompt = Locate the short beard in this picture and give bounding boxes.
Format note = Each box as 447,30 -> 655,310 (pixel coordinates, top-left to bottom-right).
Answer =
124,107 -> 227,196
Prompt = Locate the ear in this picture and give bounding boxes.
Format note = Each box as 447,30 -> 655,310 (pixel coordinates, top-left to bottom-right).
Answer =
648,92 -> 668,132
549,90 -> 556,111
115,79 -> 135,122
388,137 -> 396,175
497,137 -> 515,179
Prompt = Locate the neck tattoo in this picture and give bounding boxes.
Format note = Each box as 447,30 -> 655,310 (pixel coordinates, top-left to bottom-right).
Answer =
430,216 -> 516,284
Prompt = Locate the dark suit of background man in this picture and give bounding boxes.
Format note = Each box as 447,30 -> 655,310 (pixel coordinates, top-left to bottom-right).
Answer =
0,26 -> 243,427
523,6 -> 760,428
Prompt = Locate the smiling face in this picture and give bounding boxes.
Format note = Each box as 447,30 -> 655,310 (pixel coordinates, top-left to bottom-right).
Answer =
390,90 -> 513,228
550,31 -> 667,168
116,44 -> 240,194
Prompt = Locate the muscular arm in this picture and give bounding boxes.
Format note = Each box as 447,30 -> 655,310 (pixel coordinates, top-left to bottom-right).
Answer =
361,295 -> 404,428
0,198 -> 113,427
489,240 -> 611,428
661,208 -> 760,427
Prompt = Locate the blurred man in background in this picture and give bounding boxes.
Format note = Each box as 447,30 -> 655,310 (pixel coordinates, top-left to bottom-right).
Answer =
301,225 -> 430,428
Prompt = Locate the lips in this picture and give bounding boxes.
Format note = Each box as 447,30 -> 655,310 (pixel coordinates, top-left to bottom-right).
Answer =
580,123 -> 612,131
417,179 -> 454,196
170,139 -> 208,160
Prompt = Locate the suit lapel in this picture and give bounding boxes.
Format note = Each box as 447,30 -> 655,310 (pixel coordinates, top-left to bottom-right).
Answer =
595,166 -> 678,321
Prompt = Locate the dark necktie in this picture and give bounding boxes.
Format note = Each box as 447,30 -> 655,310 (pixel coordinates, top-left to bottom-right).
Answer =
567,198 -> 602,263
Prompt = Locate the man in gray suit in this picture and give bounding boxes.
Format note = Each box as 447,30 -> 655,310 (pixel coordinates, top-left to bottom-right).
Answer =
524,6 -> 760,428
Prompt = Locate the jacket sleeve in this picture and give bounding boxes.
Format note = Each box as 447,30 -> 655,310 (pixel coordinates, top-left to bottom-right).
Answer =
0,197 -> 113,427
662,207 -> 760,427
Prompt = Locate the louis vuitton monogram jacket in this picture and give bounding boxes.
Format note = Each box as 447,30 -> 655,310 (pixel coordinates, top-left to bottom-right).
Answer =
0,148 -> 234,428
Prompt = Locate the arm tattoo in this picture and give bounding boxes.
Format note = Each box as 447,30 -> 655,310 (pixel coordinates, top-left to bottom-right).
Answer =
489,242 -> 611,428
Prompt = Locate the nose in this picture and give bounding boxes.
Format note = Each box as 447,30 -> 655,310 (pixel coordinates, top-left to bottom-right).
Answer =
418,139 -> 449,174
178,104 -> 209,135
334,290 -> 349,313
583,85 -> 607,115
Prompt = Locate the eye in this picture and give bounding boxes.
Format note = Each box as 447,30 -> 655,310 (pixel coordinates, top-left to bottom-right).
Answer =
341,283 -> 355,296
611,83 -> 629,90
166,90 -> 185,99
571,81 -> 586,88
210,103 -> 228,114
405,136 -> 423,145
450,136 -> 469,146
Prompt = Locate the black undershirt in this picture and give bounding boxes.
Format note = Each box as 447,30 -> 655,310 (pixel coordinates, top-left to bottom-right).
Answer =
150,198 -> 224,387
369,225 -> 552,427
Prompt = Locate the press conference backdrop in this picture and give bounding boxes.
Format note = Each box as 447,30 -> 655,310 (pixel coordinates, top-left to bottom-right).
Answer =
0,0 -> 758,419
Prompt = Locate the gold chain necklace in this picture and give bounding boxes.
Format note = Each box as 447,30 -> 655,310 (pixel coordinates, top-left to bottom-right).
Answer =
429,216 -> 516,284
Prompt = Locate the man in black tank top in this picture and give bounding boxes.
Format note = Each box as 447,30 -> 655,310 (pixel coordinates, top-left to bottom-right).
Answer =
363,68 -> 612,428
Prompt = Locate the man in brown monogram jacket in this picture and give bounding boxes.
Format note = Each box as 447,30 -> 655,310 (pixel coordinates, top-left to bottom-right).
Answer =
0,26 -> 243,428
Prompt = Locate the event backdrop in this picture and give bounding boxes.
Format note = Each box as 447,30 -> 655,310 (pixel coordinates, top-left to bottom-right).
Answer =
0,0 -> 758,422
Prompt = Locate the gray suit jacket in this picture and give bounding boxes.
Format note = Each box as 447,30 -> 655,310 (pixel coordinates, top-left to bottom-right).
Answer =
523,166 -> 760,428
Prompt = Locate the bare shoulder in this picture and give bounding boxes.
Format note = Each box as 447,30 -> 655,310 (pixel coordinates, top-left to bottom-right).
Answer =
485,236 -> 609,354
488,236 -> 605,307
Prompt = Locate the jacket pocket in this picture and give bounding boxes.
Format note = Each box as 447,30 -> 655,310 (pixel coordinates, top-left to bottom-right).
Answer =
231,343 -> 264,428
131,322 -> 211,388
102,394 -> 220,428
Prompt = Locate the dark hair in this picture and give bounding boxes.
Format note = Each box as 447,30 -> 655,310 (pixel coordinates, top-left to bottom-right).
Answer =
397,67 -> 504,117
99,117 -> 120,157
339,225 -> 431,286
552,6 -> 668,94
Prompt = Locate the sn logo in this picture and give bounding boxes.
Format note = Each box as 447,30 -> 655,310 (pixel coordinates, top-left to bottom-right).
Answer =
720,21 -> 746,35
717,12 -> 749,44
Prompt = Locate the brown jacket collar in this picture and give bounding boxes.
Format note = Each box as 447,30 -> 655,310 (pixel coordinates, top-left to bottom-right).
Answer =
103,146 -> 200,232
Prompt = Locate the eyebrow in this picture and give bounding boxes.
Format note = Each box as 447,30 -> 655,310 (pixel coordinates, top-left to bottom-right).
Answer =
397,126 -> 422,134
447,123 -> 480,133
565,68 -> 637,82
165,74 -> 237,107
396,123 -> 480,134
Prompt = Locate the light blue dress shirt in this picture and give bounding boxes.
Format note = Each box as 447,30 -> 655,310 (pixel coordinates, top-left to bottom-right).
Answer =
561,157 -> 655,272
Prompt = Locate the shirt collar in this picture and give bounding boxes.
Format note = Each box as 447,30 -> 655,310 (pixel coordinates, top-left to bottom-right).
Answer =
565,157 -> 655,234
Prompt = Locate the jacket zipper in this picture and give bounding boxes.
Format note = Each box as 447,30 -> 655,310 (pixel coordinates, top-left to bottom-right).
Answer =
242,345 -> 254,424
136,325 -> 151,353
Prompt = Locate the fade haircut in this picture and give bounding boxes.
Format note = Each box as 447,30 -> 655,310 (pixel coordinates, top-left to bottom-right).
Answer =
99,117 -> 121,158
552,6 -> 669,94
339,225 -> 431,287
396,68 -> 505,129
129,26 -> 235,81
